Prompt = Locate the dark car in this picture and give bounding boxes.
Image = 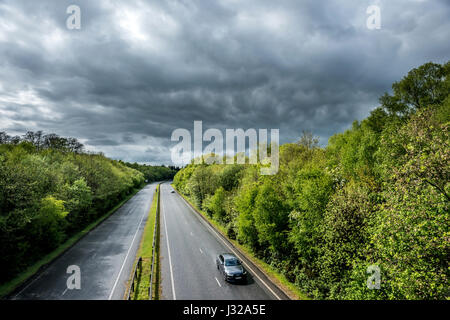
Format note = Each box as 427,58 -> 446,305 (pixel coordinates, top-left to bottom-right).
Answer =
216,253 -> 247,283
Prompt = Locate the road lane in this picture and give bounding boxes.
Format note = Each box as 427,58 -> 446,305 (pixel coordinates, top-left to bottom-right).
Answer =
159,182 -> 275,300
12,183 -> 157,300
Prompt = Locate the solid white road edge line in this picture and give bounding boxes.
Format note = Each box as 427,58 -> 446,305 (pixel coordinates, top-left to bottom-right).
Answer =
163,194 -> 177,300
108,189 -> 150,300
178,194 -> 282,300
12,268 -> 46,299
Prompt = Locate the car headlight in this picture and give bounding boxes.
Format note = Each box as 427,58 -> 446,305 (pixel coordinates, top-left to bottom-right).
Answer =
243,270 -> 247,275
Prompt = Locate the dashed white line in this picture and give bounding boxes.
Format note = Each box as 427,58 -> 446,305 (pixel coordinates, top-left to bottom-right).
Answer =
62,287 -> 68,296
178,195 -> 282,300
199,248 -> 203,254
215,277 -> 222,287
163,203 -> 177,300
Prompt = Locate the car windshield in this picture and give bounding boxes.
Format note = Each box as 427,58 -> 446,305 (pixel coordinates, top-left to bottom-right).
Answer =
225,258 -> 240,266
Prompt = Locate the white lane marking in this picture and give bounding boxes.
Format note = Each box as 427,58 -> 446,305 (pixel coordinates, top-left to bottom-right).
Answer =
215,277 -> 222,287
163,201 -> 177,300
12,270 -> 46,299
13,186 -> 151,300
108,190 -> 152,300
199,248 -> 203,254
178,195 -> 282,300
190,231 -> 193,236
62,287 -> 68,296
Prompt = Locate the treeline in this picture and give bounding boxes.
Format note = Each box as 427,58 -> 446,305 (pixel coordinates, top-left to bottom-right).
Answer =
122,162 -> 179,182
173,62 -> 449,299
0,131 -> 84,153
0,132 -> 145,283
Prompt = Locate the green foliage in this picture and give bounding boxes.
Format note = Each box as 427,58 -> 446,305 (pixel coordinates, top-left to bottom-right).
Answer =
327,120 -> 379,180
31,196 -> 68,253
219,165 -> 244,191
318,181 -> 375,299
369,107 -> 449,299
58,178 -> 93,231
253,181 -> 290,254
186,165 -> 219,208
0,135 -> 145,284
2,61 -> 447,297
235,183 -> 259,248
204,187 -> 227,222
173,61 -> 449,300
122,161 -> 178,183
379,61 -> 450,117
173,164 -> 196,194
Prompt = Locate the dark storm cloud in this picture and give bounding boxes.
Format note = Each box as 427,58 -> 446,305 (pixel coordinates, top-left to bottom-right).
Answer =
0,0 -> 449,164
85,138 -> 120,146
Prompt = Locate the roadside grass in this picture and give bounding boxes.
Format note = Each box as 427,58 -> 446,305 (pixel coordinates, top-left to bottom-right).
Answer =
172,184 -> 309,300
0,186 -> 145,299
153,188 -> 161,300
130,184 -> 159,300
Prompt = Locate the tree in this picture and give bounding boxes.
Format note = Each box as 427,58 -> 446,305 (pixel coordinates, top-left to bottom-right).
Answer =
380,62 -> 450,116
370,107 -> 449,299
235,183 -> 259,248
254,181 -> 290,254
186,165 -> 218,208
204,187 -> 227,222
0,133 -> 144,284
297,130 -> 319,149
219,165 -> 243,191
0,132 -> 9,144
59,178 -> 93,229
31,196 -> 68,253
319,181 -> 375,299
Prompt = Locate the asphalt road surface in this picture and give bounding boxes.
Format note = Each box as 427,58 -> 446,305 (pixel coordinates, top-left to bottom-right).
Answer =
160,182 -> 286,300
11,183 -> 157,300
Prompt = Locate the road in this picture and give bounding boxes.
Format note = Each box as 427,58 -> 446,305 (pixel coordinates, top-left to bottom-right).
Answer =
12,183 -> 157,300
160,182 -> 286,300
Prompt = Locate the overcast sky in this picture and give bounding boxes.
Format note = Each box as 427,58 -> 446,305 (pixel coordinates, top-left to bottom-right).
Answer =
0,0 -> 449,164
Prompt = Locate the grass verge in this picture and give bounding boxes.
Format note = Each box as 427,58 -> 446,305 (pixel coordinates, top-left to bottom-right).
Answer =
153,186 -> 161,300
0,185 -> 145,299
172,184 -> 309,300
129,184 -> 159,300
